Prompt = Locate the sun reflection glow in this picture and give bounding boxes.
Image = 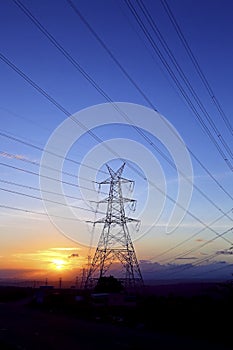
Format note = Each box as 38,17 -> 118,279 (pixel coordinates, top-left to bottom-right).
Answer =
52,259 -> 66,270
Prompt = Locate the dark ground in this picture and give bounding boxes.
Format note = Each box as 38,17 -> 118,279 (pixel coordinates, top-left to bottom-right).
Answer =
0,282 -> 232,350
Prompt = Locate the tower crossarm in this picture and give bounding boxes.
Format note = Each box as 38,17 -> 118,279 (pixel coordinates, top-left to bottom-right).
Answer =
86,216 -> 140,225
90,197 -> 137,204
85,217 -> 107,225
124,217 -> 140,223
119,177 -> 135,185
94,178 -> 134,186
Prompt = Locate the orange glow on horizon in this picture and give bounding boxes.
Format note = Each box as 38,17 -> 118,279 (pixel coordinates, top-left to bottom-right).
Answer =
0,246 -> 88,279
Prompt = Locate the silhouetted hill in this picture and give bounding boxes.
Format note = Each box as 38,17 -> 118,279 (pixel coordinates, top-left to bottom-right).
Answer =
143,280 -> 226,298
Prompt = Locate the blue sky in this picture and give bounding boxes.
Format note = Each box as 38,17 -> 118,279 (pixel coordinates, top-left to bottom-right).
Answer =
0,0 -> 233,282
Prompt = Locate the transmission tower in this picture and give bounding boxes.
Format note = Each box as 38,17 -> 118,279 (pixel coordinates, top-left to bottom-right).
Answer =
85,163 -> 144,290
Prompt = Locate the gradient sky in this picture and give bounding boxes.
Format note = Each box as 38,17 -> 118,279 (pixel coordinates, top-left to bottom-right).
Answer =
0,0 -> 233,283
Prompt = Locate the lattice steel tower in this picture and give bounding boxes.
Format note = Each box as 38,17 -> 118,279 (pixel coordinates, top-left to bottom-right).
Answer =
85,163 -> 143,290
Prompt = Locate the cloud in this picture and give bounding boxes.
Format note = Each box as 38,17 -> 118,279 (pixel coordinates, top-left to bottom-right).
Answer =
175,257 -> 198,260
138,260 -> 233,281
68,253 -> 79,258
0,151 -> 41,164
216,249 -> 233,255
12,248 -> 79,264
50,247 -> 80,251
1,259 -> 232,283
0,151 -> 27,160
0,268 -> 46,279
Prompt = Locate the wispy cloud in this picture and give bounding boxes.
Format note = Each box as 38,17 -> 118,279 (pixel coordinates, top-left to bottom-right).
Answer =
0,151 -> 40,164
11,247 -> 84,271
175,257 -> 198,260
138,260 -> 233,281
0,151 -> 27,160
13,248 -> 79,261
216,248 -> 233,255
68,253 -> 79,258
50,247 -> 80,251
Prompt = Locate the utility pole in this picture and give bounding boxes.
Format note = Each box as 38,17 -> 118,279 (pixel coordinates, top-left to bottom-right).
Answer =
85,163 -> 143,290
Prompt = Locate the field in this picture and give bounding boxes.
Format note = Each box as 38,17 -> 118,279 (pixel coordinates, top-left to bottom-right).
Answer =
0,282 -> 232,350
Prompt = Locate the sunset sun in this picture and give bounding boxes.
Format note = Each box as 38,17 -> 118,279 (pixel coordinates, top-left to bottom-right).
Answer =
52,259 -> 66,271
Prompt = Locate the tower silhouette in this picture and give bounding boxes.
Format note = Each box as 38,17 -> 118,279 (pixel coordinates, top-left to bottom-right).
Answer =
85,163 -> 143,290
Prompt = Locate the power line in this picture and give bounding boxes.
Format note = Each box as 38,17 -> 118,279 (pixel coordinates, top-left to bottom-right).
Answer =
162,226 -> 233,270
189,151 -> 233,201
2,128 -> 233,213
0,106 -> 53,133
11,0 -> 113,107
10,0 -> 156,168
193,262 -> 233,278
4,158 -> 231,266
125,0 -> 233,171
160,0 -> 233,138
65,0 -> 233,203
66,0 -> 158,112
0,178 -> 83,202
164,227 -> 233,275
3,158 -> 232,250
188,244 -> 233,278
136,0 -> 233,161
64,1 -> 233,254
169,252 -> 227,278
0,131 -> 108,177
0,121 -> 115,176
12,0 -> 233,203
175,226 -> 233,261
0,149 -> 232,256
0,204 -> 88,224
0,186 -> 105,215
0,52 -> 119,165
0,5 -> 231,248
1,52 -> 232,249
150,207 -> 233,262
5,153 -> 232,265
2,0 -> 231,278
0,161 -> 104,195
171,252 -> 218,276
0,148 -> 108,193
10,0 -> 233,210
